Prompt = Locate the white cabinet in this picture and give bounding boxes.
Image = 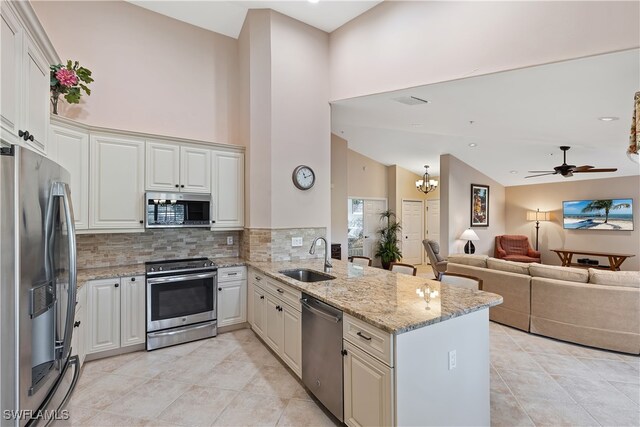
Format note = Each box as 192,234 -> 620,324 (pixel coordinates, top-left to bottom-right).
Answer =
145,142 -> 210,193
211,151 -> 244,229
217,266 -> 247,328
248,269 -> 301,377
145,141 -> 180,192
343,340 -> 394,427
50,123 -> 89,229
90,133 -> 145,230
0,1 -> 55,153
120,276 -> 146,347
86,275 -> 145,355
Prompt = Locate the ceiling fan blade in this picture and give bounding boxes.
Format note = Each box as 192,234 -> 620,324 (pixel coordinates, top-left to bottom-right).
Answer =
527,171 -> 555,173
573,168 -> 618,173
525,172 -> 557,178
571,165 -> 594,172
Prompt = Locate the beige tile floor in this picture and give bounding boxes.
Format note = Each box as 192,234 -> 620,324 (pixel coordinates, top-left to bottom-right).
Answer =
59,324 -> 639,427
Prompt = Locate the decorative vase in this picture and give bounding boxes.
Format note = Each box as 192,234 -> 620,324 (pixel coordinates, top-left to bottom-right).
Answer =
51,93 -> 59,115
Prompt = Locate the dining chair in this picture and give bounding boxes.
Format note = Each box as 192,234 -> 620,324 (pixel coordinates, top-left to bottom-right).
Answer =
349,256 -> 372,267
389,262 -> 417,276
439,272 -> 483,290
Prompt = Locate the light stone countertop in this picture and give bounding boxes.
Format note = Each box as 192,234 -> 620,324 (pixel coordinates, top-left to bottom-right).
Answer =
76,257 -> 246,289
248,259 -> 503,335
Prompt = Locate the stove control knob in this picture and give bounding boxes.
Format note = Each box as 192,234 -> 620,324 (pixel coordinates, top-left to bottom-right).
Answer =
150,267 -> 155,272
210,262 -> 214,266
203,262 -> 208,267
158,266 -> 163,271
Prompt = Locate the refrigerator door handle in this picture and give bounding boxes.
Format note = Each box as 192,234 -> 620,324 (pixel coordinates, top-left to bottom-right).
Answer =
52,182 -> 77,361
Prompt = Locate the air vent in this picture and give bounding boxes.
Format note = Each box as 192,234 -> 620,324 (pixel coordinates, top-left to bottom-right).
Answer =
393,96 -> 430,106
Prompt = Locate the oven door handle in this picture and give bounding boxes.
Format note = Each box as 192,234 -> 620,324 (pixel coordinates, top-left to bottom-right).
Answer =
147,321 -> 216,337
147,272 -> 217,285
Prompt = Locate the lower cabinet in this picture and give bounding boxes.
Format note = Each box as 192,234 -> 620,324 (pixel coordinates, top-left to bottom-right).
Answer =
343,340 -> 394,427
248,268 -> 301,377
86,275 -> 145,355
71,286 -> 87,367
217,266 -> 247,328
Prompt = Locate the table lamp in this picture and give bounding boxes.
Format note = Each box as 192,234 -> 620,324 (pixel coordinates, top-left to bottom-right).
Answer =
526,209 -> 550,251
460,228 -> 479,254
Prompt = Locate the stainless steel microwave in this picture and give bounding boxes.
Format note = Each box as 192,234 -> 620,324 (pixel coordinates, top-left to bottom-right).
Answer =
145,192 -> 212,228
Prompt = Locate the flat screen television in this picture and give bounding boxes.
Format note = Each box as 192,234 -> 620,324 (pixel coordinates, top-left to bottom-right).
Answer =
563,198 -> 634,230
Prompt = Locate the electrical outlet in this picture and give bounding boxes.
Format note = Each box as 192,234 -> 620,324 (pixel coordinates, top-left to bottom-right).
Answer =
226,236 -> 233,245
448,350 -> 457,370
291,237 -> 303,247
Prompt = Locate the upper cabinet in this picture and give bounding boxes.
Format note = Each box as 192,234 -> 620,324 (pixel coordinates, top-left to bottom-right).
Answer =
146,141 -> 211,194
90,133 -> 145,230
0,1 -> 58,154
211,151 -> 244,229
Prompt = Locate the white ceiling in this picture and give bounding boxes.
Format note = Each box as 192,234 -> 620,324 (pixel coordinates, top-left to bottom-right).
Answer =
128,0 -> 382,38
331,49 -> 640,186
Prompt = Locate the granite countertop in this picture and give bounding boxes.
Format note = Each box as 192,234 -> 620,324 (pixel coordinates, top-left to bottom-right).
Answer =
76,257 -> 246,289
248,259 -> 503,335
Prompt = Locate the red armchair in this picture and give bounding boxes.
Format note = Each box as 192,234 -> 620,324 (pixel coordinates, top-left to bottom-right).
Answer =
494,235 -> 541,263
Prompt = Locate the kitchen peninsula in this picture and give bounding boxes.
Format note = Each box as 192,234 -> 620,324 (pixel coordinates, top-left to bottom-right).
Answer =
247,259 -> 503,426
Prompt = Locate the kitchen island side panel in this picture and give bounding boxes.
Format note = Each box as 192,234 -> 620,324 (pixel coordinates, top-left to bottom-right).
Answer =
395,308 -> 490,426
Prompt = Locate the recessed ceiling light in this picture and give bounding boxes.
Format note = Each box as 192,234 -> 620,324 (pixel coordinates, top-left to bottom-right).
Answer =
468,143 -> 477,148
510,170 -> 518,174
598,116 -> 619,121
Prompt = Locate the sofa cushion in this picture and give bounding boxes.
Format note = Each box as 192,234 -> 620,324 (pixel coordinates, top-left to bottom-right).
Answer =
487,257 -> 530,275
529,263 -> 588,283
503,255 -> 541,263
589,269 -> 640,289
448,254 -> 488,268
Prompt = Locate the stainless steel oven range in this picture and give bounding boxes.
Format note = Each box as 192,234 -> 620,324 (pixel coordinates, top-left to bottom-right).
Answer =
145,258 -> 217,350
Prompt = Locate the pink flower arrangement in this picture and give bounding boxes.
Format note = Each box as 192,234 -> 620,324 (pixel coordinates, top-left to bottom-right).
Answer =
55,68 -> 78,87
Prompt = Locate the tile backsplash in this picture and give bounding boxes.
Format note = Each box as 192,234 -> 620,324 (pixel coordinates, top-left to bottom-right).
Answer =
77,229 -> 240,269
241,227 -> 326,262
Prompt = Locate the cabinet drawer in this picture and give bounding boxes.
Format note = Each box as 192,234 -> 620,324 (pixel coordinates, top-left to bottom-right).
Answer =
265,279 -> 301,311
218,266 -> 246,283
249,269 -> 267,288
343,314 -> 393,367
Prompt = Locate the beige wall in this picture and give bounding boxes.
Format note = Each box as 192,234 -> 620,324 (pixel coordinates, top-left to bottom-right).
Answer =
33,1 -> 239,144
347,149 -> 388,199
329,1 -> 639,101
331,134 -> 349,260
440,154 -> 506,257
505,176 -> 640,271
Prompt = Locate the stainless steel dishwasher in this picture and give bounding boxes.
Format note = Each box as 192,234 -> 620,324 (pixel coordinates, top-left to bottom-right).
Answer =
301,293 -> 344,422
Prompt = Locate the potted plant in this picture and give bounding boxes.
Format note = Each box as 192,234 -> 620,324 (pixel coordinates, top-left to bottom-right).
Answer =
375,210 -> 402,269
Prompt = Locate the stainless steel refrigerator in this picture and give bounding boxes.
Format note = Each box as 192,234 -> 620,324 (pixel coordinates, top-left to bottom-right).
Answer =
1,145 -> 79,427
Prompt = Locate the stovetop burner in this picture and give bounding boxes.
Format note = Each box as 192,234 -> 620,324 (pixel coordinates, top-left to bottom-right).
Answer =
145,257 -> 217,274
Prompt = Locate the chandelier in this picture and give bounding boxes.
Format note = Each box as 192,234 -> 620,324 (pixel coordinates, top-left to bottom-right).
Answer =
416,165 -> 438,194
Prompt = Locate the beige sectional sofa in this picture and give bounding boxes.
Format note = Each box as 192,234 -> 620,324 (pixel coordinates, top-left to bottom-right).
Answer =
446,254 -> 640,354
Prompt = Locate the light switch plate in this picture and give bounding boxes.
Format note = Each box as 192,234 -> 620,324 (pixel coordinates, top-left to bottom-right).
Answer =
227,236 -> 233,245
292,237 -> 303,247
448,350 -> 457,370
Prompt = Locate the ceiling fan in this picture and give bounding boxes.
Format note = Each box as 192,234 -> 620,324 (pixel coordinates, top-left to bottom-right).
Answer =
526,146 -> 617,179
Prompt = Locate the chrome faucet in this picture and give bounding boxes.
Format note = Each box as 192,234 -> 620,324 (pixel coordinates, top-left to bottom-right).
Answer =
309,236 -> 332,271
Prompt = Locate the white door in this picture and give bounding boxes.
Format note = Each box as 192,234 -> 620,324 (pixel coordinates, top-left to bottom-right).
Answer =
251,285 -> 267,338
1,6 -> 22,145
146,141 -> 180,191
90,133 -> 145,229
401,200 -> 424,265
50,124 -> 89,229
180,146 -> 211,193
281,304 -> 301,377
343,340 -> 394,427
87,278 -> 121,354
363,200 -> 386,261
120,276 -> 145,347
426,199 -> 441,263
217,280 -> 247,327
23,35 -> 49,154
264,293 -> 283,353
211,151 -> 244,229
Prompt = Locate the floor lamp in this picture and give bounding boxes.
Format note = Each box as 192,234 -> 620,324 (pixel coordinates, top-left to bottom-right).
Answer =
526,209 -> 550,251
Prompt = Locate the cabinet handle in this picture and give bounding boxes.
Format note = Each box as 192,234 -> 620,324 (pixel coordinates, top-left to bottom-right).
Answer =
139,220 -> 144,224
175,184 -> 179,188
114,283 -> 119,288
356,331 -> 372,341
277,288 -> 284,294
18,130 -> 33,141
18,130 -> 25,138
28,134 -> 34,142
341,349 -> 348,356
218,287 -> 222,291
255,276 -> 261,281
74,321 -> 81,328
260,295 -> 264,300
276,305 -> 281,311
228,272 -> 238,276
181,185 -> 185,188
131,277 -> 136,281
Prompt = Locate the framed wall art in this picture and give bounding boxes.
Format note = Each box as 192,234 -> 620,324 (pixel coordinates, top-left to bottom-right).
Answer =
471,184 -> 489,227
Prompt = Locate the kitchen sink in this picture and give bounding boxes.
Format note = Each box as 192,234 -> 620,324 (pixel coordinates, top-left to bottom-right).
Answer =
278,268 -> 336,283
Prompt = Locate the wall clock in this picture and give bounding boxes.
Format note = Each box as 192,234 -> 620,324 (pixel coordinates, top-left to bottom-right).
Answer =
292,165 -> 315,190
